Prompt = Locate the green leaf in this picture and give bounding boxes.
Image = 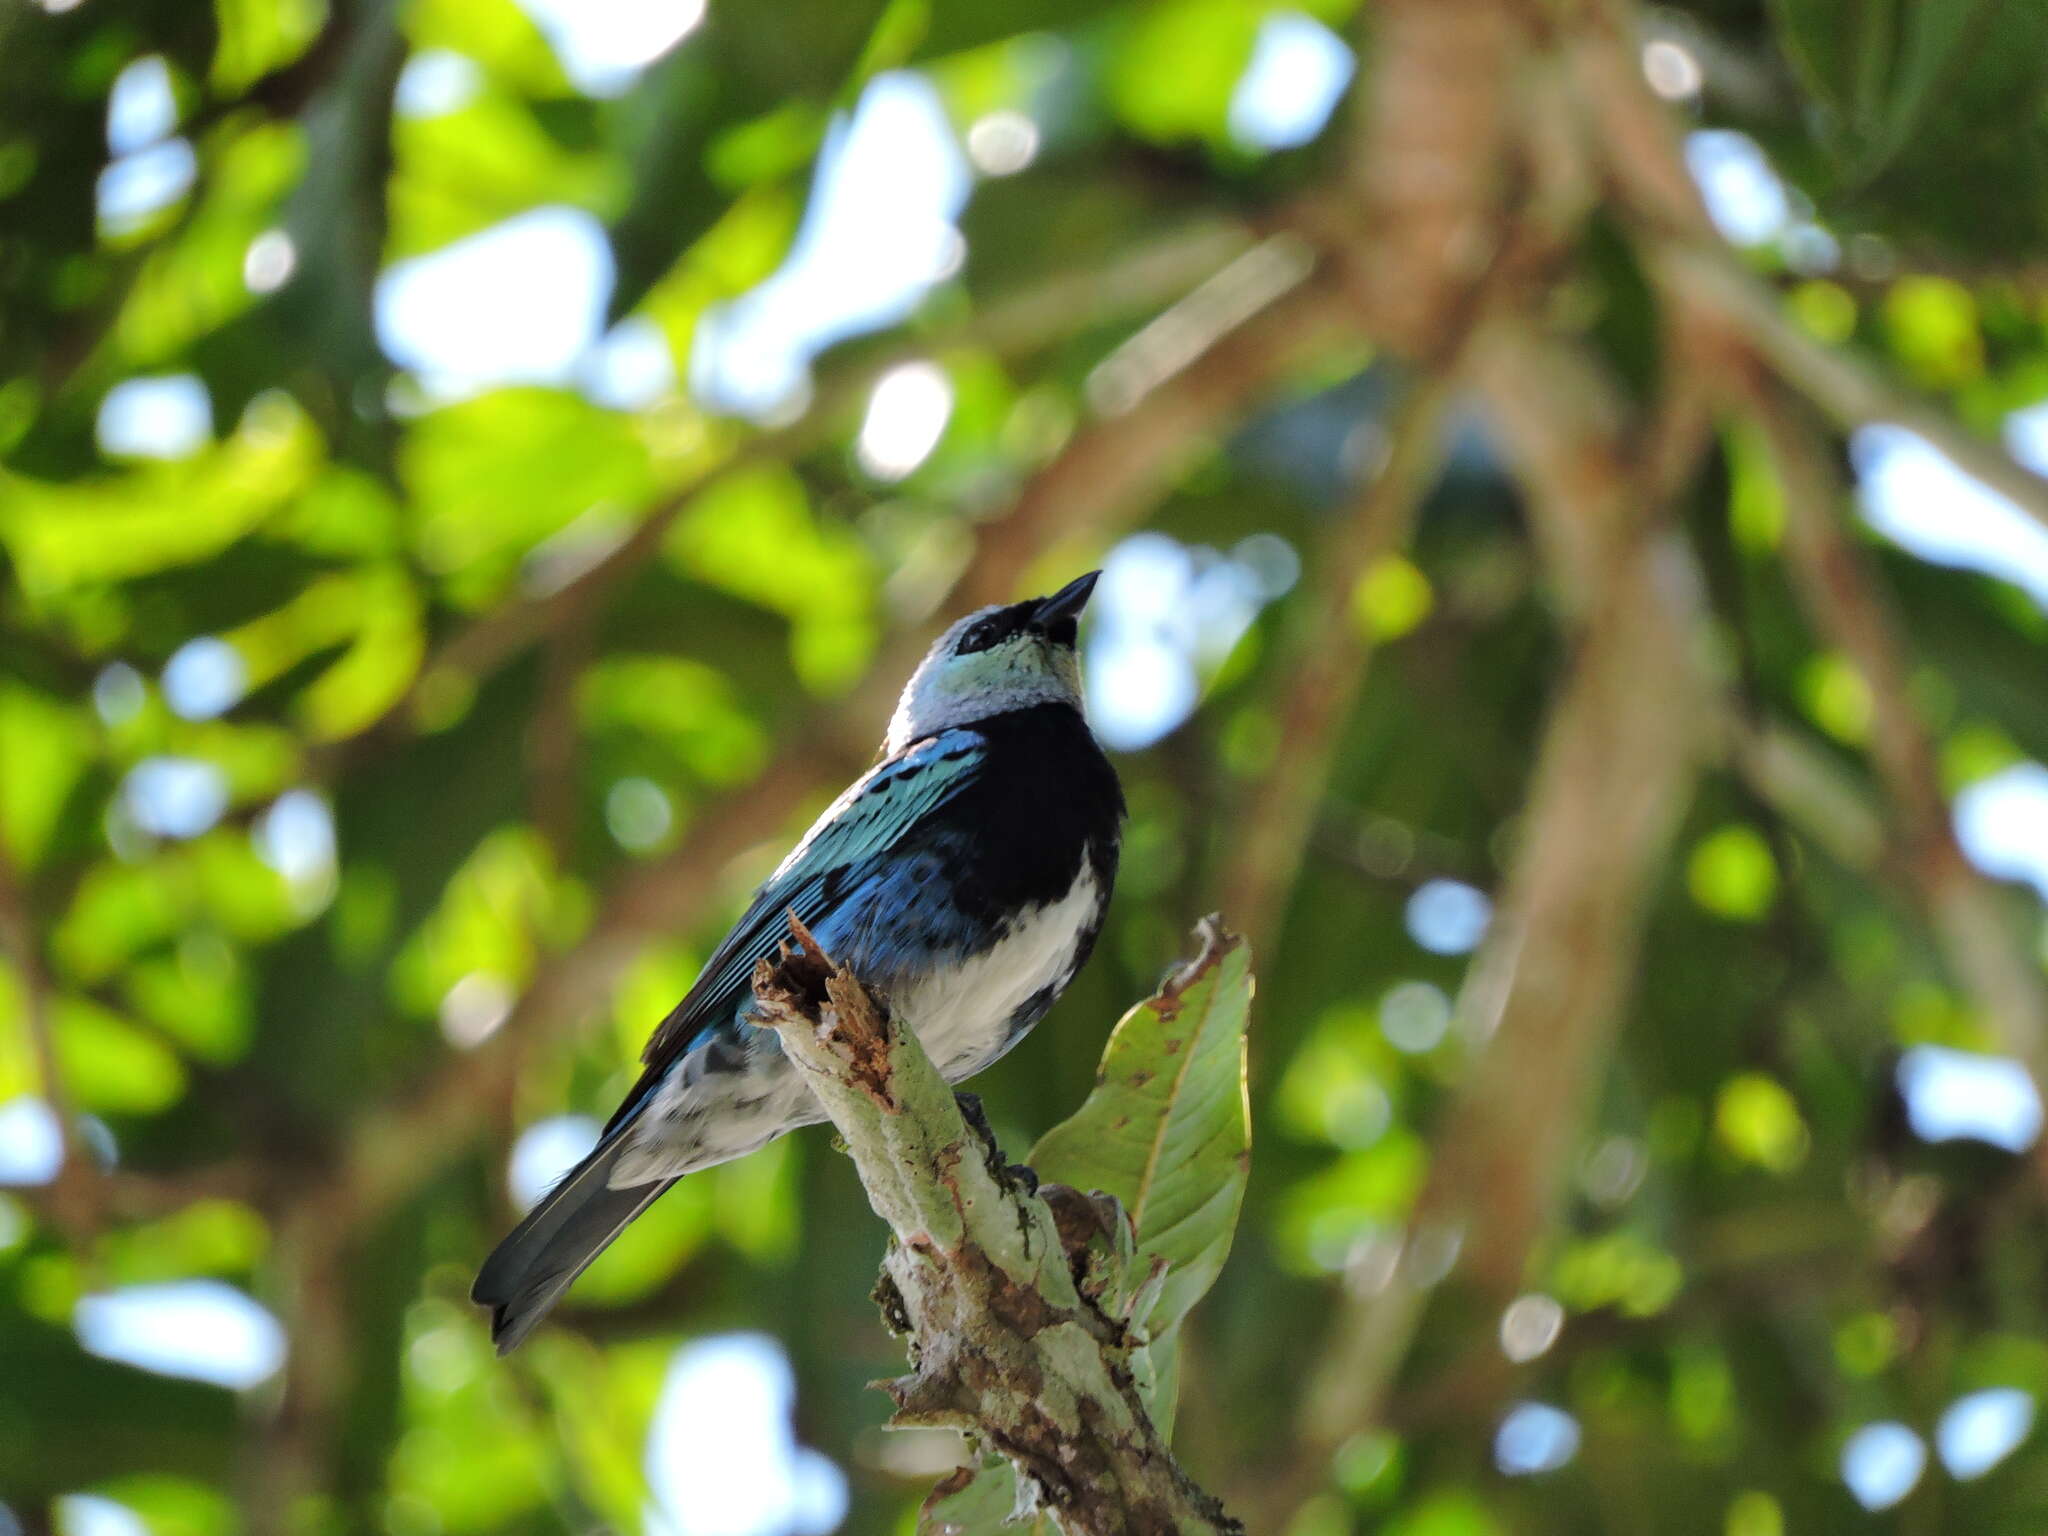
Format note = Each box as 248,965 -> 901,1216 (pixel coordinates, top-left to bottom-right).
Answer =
1714,1073 -> 1811,1174
56,997 -> 187,1114
1686,825 -> 1779,923
212,0 -> 325,92
1107,0 -> 1266,147
1029,917 -> 1253,1339
1133,1325 -> 1182,1437
0,684 -> 92,872
919,1457 -> 1047,1536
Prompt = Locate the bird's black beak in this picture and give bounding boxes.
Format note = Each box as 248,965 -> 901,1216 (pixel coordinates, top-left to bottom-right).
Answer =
1031,570 -> 1100,633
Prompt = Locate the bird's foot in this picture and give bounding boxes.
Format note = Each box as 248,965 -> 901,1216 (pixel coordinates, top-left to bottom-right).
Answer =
952,1089 -> 992,1142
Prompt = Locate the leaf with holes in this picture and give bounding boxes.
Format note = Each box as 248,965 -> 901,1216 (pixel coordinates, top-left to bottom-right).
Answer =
1030,917 -> 1253,1343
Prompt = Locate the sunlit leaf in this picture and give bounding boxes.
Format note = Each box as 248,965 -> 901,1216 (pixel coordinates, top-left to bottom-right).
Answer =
1029,918 -> 1253,1339
0,684 -> 92,871
55,996 -> 186,1114
1686,825 -> 1779,922
1714,1073 -> 1810,1173
1107,0 -> 1265,146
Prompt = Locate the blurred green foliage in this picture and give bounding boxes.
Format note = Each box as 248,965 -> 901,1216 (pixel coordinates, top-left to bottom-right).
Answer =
5,0 -> 2048,1533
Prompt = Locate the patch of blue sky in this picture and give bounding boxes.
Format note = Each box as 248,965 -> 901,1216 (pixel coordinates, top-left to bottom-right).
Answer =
395,49 -> 482,118
1686,130 -> 1790,247
581,316 -> 678,410
855,362 -> 953,481
645,1334 -> 847,1536
107,55 -> 176,154
1896,1046 -> 2043,1154
55,1497 -> 147,1536
1937,1388 -> 2034,1479
375,207 -> 614,396
162,637 -> 245,720
1495,1402 -> 1581,1476
1955,764 -> 2048,900
92,663 -> 147,726
96,139 -> 196,234
508,1115 -> 602,1212
254,789 -> 339,918
1853,424 -> 2048,609
691,72 -> 969,421
1085,532 -> 1280,751
97,374 -> 211,459
1406,880 -> 1492,956
0,1098 -> 63,1185
75,1280 -> 287,1390
1228,13 -> 1354,151
512,0 -> 706,97
1841,1421 -> 1926,1511
122,757 -> 228,840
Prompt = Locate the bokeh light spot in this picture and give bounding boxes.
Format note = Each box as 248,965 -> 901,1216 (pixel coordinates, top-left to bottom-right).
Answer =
98,375 -> 212,460
1840,1421 -> 1926,1511
75,1281 -> 287,1389
1495,1402 -> 1581,1476
1896,1046 -> 2042,1153
1404,879 -> 1490,955
509,1116 -> 601,1212
162,637 -> 245,720
1936,1388 -> 2034,1479
1228,13 -> 1354,151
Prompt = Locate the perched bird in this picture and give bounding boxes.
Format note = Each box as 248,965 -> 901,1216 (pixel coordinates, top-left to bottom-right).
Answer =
475,572 -> 1123,1350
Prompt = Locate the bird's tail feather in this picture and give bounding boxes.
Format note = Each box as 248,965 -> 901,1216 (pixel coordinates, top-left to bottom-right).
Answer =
473,1136 -> 675,1353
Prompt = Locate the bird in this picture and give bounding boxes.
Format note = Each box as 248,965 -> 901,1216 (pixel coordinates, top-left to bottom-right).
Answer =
475,572 -> 1124,1351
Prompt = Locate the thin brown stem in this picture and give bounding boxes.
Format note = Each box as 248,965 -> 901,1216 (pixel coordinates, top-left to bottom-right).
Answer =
0,840 -> 97,1243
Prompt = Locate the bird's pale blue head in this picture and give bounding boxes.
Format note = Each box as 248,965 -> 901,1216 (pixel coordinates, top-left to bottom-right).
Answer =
886,572 -> 1099,751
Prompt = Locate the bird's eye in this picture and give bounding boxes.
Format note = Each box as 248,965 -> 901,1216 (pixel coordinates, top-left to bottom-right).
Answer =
956,619 -> 1004,655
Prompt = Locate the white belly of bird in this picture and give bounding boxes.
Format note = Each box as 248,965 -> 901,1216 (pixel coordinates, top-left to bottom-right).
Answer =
897,862 -> 1101,1080
611,864 -> 1102,1186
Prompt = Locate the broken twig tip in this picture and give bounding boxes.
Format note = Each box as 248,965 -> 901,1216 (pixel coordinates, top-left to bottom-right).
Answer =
1164,914 -> 1244,1001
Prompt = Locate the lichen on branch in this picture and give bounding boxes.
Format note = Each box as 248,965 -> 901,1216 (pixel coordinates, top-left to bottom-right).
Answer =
750,916 -> 1241,1536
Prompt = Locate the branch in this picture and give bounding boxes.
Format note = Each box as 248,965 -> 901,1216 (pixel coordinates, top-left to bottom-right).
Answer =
1432,317 -> 1714,1293
1656,243 -> 2048,541
749,921 -> 1239,1536
1344,0 -> 1525,354
1725,714 -> 1887,874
